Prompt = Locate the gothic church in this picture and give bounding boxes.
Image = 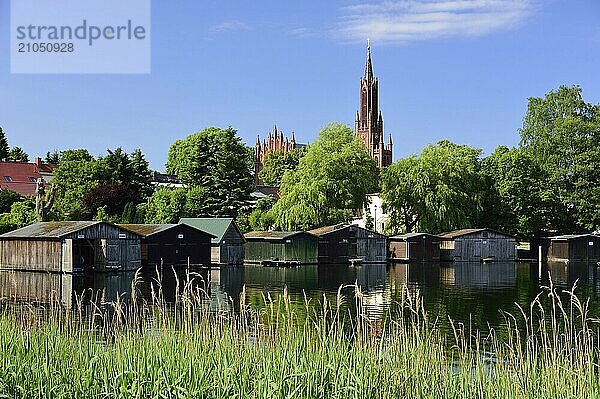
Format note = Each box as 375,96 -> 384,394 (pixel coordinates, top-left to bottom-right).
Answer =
254,42 -> 392,186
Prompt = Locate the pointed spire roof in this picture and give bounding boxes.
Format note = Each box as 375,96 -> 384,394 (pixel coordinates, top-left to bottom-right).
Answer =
365,39 -> 373,81
388,133 -> 393,146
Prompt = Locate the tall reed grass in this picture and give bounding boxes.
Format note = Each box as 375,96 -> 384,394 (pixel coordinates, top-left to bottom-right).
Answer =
0,269 -> 599,398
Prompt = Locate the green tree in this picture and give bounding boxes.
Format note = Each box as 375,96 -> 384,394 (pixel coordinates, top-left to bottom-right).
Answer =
129,149 -> 154,199
519,85 -> 600,231
249,195 -> 277,231
51,148 -> 154,221
259,147 -> 306,187
382,141 -> 483,234
481,146 -> 561,237
8,147 -> 29,162
50,149 -> 108,220
45,151 -> 60,165
166,127 -> 253,217
0,128 -> 9,161
0,190 -> 23,213
144,187 -> 187,224
270,123 -> 378,230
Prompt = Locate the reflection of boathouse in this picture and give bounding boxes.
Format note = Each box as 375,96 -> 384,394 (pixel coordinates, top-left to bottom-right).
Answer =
0,222 -> 142,272
0,270 -> 73,307
440,263 -> 517,289
440,228 -> 517,262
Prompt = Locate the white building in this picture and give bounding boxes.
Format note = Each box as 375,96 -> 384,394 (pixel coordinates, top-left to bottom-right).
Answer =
353,193 -> 389,234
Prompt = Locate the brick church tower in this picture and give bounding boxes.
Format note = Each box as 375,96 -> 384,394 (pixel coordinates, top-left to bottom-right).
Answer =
355,41 -> 393,168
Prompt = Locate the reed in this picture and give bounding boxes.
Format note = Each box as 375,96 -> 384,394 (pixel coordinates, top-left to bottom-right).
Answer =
0,270 -> 599,398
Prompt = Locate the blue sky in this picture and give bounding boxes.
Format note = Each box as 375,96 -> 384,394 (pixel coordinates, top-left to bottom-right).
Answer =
1,0 -> 599,170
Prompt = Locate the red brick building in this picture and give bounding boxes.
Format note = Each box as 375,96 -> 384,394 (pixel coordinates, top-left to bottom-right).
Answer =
253,41 -> 393,186
254,126 -> 303,185
355,41 -> 393,168
0,157 -> 57,196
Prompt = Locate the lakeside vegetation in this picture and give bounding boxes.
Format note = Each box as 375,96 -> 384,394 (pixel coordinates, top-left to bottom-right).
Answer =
1,272 -> 600,398
1,85 -> 599,237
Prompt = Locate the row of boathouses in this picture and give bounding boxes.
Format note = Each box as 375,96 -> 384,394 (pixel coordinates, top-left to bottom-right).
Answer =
0,219 -> 598,273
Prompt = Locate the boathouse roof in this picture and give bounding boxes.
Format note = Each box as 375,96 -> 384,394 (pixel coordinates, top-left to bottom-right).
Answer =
0,221 -> 140,239
180,218 -> 244,244
119,224 -> 216,238
390,232 -> 442,240
440,228 -> 516,239
244,231 -> 316,241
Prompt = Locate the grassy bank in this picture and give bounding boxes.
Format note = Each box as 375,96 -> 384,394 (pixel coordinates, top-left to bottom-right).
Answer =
0,272 -> 599,398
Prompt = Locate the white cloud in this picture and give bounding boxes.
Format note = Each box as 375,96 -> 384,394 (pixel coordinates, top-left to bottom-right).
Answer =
209,20 -> 251,34
288,27 -> 319,38
335,0 -> 534,43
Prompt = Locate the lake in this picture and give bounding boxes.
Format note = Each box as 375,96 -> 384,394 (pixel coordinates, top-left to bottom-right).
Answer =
2,261 -> 599,333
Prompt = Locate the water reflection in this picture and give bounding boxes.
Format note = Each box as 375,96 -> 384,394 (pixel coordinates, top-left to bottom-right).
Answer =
4,261 -> 600,332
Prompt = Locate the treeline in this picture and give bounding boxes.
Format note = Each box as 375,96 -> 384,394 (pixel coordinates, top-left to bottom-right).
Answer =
253,85 -> 600,238
1,85 -> 598,237
0,127 -> 254,233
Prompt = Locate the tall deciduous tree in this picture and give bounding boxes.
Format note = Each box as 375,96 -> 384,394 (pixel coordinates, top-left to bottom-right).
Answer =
480,146 -> 561,238
382,141 -> 483,234
259,147 -> 306,187
51,150 -> 107,220
519,85 -> 600,232
166,127 -> 253,217
0,190 -> 23,214
270,123 -> 378,230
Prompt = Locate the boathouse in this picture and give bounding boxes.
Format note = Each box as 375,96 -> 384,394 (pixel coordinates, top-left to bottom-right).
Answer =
180,218 -> 245,265
0,221 -> 142,273
388,233 -> 441,262
309,224 -> 387,264
244,231 -> 319,265
120,224 -> 214,267
440,228 -> 516,262
531,234 -> 600,263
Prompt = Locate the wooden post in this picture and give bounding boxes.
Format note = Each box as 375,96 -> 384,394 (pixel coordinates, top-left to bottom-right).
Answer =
538,245 -> 542,279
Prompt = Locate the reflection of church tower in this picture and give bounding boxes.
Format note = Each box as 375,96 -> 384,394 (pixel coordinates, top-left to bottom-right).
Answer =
355,41 -> 393,168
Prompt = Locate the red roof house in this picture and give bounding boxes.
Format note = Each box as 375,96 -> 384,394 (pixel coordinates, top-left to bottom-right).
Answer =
0,157 -> 57,196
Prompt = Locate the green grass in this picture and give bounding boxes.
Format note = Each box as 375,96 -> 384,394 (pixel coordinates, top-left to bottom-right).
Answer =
1,270 -> 599,398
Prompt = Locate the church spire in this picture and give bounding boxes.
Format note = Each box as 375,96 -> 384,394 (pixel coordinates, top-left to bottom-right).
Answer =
365,39 -> 373,81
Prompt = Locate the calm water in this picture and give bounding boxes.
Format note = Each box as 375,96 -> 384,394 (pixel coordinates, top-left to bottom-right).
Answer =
2,261 -> 600,332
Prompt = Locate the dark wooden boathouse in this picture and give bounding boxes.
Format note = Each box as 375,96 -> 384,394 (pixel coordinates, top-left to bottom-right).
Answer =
120,224 -> 214,267
388,233 -> 441,262
244,231 -> 319,265
440,228 -> 517,262
0,221 -> 142,273
309,224 -> 387,264
531,234 -> 600,262
180,218 -> 245,265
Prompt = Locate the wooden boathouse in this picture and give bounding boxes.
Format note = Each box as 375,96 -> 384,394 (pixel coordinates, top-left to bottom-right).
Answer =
388,233 -> 441,262
244,231 -> 319,266
120,224 -> 214,267
180,218 -> 245,265
309,224 -> 387,264
531,234 -> 600,263
0,221 -> 142,273
440,228 -> 517,262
